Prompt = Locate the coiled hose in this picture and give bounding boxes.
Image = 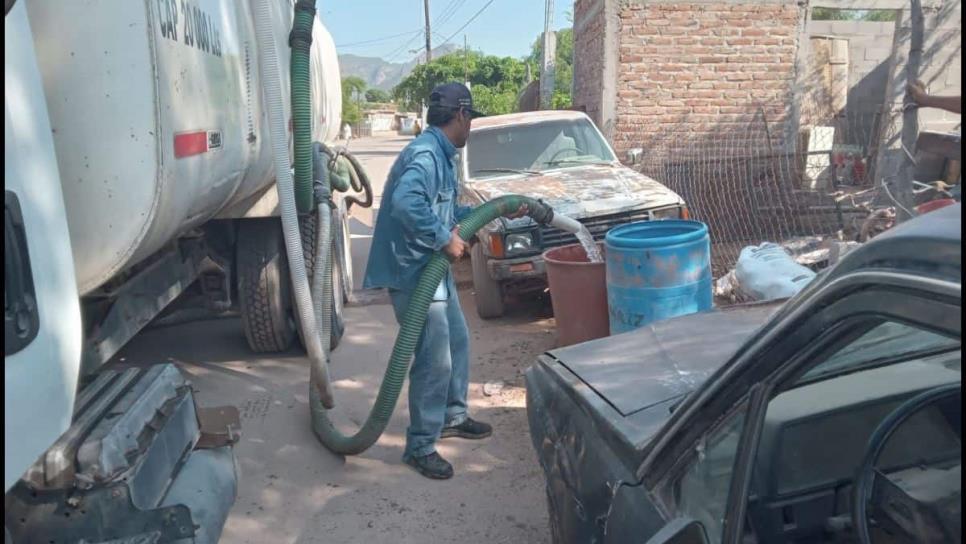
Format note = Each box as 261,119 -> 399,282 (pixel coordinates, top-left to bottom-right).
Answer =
342,150 -> 374,210
320,142 -> 374,210
310,194 -> 556,455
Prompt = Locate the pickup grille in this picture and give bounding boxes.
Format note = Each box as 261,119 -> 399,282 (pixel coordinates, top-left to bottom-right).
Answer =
540,208 -> 653,248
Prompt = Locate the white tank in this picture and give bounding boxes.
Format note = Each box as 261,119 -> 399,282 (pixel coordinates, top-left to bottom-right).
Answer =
26,0 -> 342,295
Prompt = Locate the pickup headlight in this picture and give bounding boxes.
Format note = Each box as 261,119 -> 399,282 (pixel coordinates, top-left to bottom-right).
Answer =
651,206 -> 684,220
504,231 -> 537,256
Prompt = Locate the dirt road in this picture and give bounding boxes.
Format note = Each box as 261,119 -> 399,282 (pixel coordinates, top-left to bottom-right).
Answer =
117,133 -> 556,543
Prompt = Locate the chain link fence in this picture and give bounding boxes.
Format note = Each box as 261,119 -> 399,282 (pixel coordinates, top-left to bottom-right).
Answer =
629,103 -> 894,278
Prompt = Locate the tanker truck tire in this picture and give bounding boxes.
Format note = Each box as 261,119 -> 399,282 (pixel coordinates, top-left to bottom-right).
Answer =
337,197 -> 354,300
471,243 -> 505,319
237,218 -> 297,353
329,249 -> 346,350
295,211 -> 345,351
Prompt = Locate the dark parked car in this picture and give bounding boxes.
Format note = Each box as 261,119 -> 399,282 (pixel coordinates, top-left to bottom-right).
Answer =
526,203 -> 961,544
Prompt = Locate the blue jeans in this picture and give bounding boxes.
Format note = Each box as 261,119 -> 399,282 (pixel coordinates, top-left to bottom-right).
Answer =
389,272 -> 470,460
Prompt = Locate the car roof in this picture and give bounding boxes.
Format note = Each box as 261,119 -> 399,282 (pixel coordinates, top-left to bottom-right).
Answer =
471,110 -> 590,131
824,202 -> 961,284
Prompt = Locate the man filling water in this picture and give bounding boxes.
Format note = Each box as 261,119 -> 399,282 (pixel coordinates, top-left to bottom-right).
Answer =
363,82 -> 527,479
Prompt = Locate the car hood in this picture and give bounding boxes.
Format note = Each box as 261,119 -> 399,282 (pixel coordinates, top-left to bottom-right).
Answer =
466,164 -> 682,219
548,301 -> 781,417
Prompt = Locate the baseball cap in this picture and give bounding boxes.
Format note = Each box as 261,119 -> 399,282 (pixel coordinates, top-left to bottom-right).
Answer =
428,82 -> 486,118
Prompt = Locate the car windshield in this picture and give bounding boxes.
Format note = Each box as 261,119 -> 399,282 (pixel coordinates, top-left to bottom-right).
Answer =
466,117 -> 616,179
798,321 -> 960,384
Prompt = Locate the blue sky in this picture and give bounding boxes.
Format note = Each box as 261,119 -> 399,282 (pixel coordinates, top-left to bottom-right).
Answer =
320,0 -> 574,62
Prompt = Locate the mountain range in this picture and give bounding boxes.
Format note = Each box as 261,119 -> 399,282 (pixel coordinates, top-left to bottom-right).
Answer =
338,44 -> 460,91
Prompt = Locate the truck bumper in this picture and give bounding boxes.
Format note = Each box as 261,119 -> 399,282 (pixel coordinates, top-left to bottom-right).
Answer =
5,364 -> 240,544
488,255 -> 547,281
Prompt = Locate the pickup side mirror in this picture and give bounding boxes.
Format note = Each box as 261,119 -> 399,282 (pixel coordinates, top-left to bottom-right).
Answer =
626,147 -> 644,165
644,518 -> 710,544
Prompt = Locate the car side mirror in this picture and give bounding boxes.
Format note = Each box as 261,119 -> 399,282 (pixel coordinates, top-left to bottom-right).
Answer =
626,147 -> 643,165
644,518 -> 710,544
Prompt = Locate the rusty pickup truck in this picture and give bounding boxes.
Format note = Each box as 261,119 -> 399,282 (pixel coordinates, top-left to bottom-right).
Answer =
457,110 -> 686,318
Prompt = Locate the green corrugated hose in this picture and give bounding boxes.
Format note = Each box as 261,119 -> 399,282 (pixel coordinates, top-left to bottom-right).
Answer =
290,0 -> 315,213
310,195 -> 555,455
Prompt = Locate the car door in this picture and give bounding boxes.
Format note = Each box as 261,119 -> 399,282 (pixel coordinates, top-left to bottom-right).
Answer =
636,266 -> 961,544
4,1 -> 83,492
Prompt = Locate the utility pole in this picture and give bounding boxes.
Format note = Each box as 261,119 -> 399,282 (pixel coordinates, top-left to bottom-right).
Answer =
895,0 -> 924,222
424,0 -> 432,63
463,35 -> 469,86
539,0 -> 556,110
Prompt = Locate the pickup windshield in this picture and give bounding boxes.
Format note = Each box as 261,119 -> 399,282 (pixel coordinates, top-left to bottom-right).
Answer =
466,118 -> 616,179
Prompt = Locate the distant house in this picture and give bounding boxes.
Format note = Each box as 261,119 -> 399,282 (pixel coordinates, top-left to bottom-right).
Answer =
363,108 -> 397,133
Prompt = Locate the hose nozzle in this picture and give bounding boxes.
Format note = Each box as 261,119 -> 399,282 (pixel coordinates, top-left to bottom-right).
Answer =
527,198 -> 555,225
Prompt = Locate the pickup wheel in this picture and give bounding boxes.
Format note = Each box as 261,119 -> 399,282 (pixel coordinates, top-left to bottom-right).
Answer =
237,218 -> 297,353
471,242 -> 505,319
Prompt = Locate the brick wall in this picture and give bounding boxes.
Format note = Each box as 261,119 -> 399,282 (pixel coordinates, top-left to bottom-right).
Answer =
573,0 -> 607,128
612,1 -> 802,157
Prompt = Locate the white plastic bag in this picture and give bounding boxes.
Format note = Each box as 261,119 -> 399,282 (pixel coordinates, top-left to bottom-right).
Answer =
735,243 -> 816,301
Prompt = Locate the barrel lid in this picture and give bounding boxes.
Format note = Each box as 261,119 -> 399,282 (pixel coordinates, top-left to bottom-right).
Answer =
605,220 -> 708,249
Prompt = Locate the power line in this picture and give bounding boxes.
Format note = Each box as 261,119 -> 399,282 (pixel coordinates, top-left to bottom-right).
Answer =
435,0 -> 467,28
336,29 -> 422,48
438,0 -> 496,47
385,0 -> 483,63
433,0 -> 461,27
383,29 -> 427,61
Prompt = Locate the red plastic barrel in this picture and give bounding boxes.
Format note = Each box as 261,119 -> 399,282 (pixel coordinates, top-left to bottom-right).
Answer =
544,243 -> 609,347
916,198 -> 956,215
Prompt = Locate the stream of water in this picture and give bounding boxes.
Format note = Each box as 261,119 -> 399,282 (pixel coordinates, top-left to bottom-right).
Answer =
575,225 -> 604,263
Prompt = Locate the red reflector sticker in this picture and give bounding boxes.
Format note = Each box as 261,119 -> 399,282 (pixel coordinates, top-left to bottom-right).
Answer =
174,131 -> 208,158
510,263 -> 534,273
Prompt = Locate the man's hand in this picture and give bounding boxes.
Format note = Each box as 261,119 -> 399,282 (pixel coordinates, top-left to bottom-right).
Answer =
906,79 -> 961,113
506,203 -> 529,220
907,79 -> 929,107
443,226 -> 469,260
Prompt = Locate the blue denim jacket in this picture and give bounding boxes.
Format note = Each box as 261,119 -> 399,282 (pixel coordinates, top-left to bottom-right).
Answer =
363,127 -> 473,292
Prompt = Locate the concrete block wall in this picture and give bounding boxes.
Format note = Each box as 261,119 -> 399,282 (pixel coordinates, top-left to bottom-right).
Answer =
917,0 -> 962,133
875,0 -> 962,197
806,20 -> 896,116
611,0 -> 802,157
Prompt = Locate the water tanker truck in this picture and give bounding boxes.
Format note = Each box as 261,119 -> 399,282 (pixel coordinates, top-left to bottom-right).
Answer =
4,1 -> 368,541
4,0 -> 586,539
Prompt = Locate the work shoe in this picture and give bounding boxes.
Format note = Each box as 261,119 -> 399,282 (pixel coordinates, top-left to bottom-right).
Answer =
440,417 -> 492,440
405,452 -> 454,480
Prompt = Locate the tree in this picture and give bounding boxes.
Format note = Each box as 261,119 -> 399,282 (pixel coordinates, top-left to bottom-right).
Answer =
392,51 -> 529,115
341,76 -> 366,125
365,88 -> 391,104
341,76 -> 366,103
811,8 -> 896,21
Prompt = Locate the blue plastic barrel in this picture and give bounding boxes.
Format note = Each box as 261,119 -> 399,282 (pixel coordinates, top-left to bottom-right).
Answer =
605,220 -> 712,334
